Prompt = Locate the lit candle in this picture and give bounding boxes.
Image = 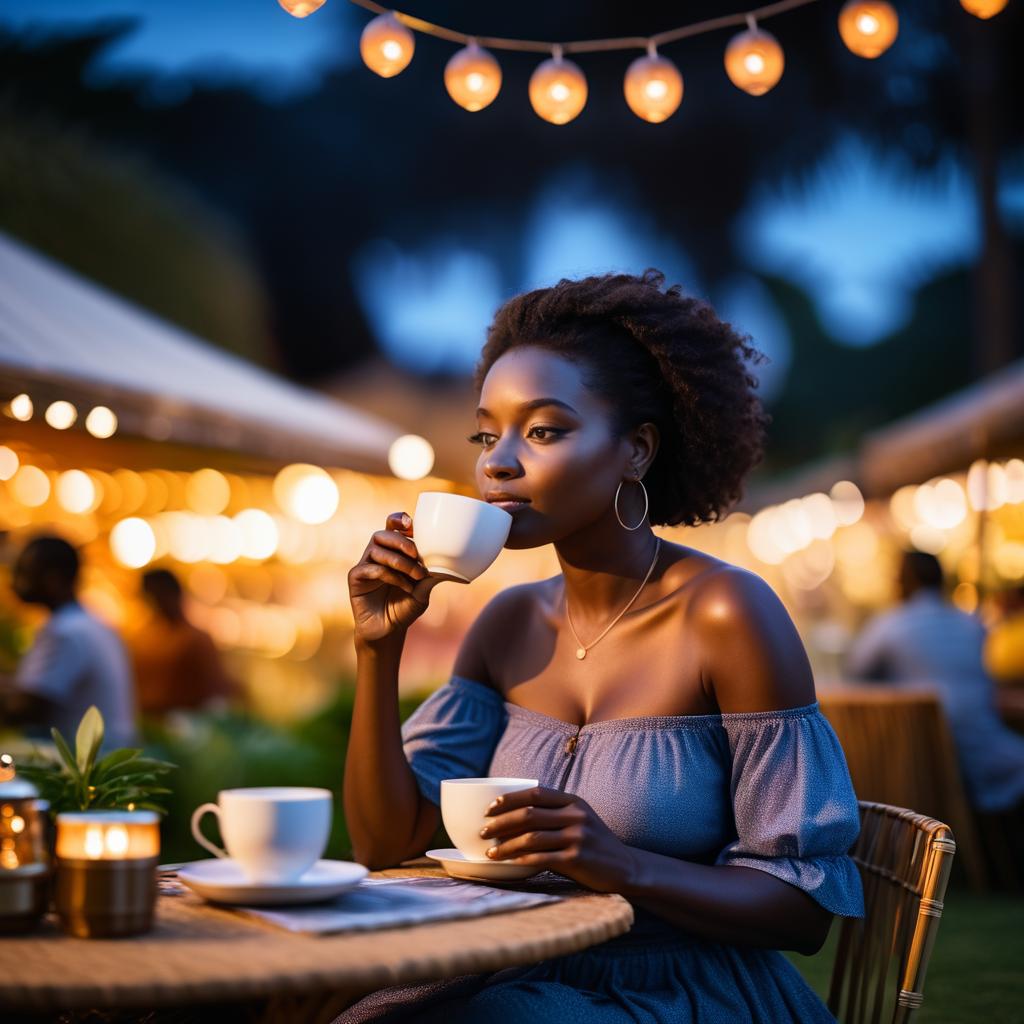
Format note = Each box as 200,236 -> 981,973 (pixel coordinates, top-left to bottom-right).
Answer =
54,811 -> 160,938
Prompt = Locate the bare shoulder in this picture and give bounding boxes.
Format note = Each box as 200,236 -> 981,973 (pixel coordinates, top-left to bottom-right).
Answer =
686,561 -> 816,713
450,582 -> 540,695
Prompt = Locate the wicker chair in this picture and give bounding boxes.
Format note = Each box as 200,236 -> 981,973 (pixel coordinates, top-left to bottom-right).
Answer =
827,801 -> 957,1024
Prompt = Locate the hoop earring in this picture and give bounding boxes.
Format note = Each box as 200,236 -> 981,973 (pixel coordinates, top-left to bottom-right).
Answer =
614,478 -> 649,531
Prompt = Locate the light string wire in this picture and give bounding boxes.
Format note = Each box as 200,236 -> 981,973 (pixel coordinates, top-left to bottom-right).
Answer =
346,0 -> 822,55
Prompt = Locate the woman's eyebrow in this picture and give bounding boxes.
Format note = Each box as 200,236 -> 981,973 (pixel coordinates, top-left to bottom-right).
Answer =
475,397 -> 579,418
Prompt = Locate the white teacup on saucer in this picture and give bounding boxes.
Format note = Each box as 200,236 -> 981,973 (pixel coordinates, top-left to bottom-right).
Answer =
425,848 -> 540,882
177,858 -> 367,906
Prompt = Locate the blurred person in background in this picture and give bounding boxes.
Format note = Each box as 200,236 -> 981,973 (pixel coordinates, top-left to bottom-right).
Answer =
985,583 -> 1024,689
128,568 -> 237,718
846,550 -> 1024,817
0,535 -> 136,747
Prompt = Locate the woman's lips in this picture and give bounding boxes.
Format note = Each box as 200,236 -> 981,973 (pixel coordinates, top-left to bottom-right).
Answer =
490,500 -> 530,513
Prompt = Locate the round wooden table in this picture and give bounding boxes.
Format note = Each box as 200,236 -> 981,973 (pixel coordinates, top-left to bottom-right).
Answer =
0,859 -> 634,1020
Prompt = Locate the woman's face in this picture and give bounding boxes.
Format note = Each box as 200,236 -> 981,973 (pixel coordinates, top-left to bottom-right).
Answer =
471,347 -> 654,549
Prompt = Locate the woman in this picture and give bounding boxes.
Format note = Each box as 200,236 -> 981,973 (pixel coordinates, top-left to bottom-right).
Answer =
340,270 -> 864,1023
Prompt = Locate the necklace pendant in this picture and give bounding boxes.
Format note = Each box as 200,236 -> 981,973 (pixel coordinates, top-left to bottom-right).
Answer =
576,647 -> 587,660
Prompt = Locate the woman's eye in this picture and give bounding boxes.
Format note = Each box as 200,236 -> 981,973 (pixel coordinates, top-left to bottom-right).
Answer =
465,427 -> 562,448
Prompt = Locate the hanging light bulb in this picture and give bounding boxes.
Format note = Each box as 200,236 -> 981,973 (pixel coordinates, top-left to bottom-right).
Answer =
277,0 -> 326,16
360,12 -> 415,78
960,0 -> 1009,17
529,46 -> 588,125
724,17 -> 785,96
838,2 -> 899,58
444,40 -> 502,111
624,42 -> 684,123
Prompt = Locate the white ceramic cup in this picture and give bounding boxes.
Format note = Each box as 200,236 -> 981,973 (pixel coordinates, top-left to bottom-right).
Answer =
440,778 -> 539,861
413,492 -> 512,584
190,787 -> 332,883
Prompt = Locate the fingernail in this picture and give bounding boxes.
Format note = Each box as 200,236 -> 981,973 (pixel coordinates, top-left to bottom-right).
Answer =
486,800 -> 499,813
486,847 -> 497,857
479,827 -> 489,837
401,514 -> 411,525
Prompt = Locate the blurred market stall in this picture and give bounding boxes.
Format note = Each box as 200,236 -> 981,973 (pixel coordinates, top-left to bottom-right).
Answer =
0,231 -> 555,716
686,357 -> 1024,679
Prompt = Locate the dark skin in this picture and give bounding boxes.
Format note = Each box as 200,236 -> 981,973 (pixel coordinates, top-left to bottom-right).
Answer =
0,545 -> 72,724
346,346 -> 834,955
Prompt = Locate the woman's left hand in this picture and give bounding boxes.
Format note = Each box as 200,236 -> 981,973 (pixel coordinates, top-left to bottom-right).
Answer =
479,785 -> 636,893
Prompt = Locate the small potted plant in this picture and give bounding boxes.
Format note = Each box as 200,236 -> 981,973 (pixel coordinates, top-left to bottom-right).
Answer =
18,707 -> 176,937
17,705 -> 175,816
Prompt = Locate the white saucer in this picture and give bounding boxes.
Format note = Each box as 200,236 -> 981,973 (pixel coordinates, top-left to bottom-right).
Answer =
177,858 -> 369,906
425,848 -> 540,882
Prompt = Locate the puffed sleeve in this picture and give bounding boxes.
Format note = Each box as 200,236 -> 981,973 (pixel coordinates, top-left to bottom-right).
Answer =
715,703 -> 865,918
401,674 -> 508,808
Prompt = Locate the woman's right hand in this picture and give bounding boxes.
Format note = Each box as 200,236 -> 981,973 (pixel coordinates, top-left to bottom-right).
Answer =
348,512 -> 444,645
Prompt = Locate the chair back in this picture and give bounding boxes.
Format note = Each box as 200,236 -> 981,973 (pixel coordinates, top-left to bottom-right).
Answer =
828,800 -> 956,1024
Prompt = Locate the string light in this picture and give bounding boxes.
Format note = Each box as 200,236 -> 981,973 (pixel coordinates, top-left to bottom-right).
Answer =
624,43 -> 684,123
339,2 -> 995,120
45,401 -> 77,430
445,41 -> 502,111
85,406 -> 118,439
724,17 -> 785,96
277,0 -> 326,15
529,46 -> 588,125
838,1 -> 899,59
360,11 -> 415,77
960,0 -> 1009,16
7,394 -> 33,421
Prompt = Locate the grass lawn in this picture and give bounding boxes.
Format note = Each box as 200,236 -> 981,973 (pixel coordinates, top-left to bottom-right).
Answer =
787,891 -> 1024,1023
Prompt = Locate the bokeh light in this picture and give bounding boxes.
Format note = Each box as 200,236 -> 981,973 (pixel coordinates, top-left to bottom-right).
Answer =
388,434 -> 435,480
45,401 -> 77,430
273,464 -> 339,524
56,470 -> 98,515
110,518 -> 157,569
187,468 -> 231,515
11,465 -> 50,507
85,406 -> 118,439
8,394 -> 33,421
0,446 -> 19,481
234,508 -> 279,560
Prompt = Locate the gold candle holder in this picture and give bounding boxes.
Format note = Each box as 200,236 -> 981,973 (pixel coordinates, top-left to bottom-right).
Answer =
0,755 -> 52,934
54,811 -> 160,938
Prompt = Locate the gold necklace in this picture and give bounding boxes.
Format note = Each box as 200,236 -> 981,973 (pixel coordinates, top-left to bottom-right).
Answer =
565,537 -> 661,660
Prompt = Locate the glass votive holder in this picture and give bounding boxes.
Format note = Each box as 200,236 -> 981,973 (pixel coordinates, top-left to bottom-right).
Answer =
54,811 -> 160,938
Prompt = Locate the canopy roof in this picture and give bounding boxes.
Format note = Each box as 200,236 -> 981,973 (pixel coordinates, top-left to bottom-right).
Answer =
744,357 -> 1024,508
0,231 -> 402,472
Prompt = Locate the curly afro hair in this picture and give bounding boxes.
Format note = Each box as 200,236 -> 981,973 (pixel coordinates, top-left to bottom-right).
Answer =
472,269 -> 771,528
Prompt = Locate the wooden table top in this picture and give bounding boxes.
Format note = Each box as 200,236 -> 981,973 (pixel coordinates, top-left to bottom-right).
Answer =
0,859 -> 634,1011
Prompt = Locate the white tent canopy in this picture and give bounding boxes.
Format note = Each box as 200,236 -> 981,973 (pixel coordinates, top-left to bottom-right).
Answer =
0,231 -> 402,471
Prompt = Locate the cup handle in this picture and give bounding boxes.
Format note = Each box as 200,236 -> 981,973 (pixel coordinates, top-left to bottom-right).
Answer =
190,803 -> 228,859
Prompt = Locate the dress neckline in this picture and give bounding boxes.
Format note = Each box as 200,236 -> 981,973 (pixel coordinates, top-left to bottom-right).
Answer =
450,674 -> 820,734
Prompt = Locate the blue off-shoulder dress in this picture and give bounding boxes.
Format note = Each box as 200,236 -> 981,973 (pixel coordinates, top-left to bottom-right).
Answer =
335,675 -> 865,1024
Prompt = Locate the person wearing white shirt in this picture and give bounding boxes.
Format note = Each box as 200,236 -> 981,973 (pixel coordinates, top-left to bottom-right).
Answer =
0,535 -> 136,748
846,550 -> 1024,814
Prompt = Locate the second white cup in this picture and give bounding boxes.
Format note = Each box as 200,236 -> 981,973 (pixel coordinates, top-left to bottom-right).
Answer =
441,777 -> 539,861
191,786 -> 332,883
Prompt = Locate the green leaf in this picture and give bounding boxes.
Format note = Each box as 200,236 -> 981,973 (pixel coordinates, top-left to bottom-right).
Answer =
75,706 -> 104,777
93,745 -> 141,774
50,727 -> 80,783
